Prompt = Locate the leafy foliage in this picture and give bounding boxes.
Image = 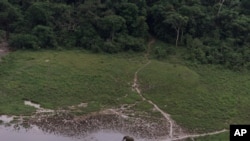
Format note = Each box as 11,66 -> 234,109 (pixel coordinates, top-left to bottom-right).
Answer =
1,0 -> 250,70
9,34 -> 38,49
32,25 -> 58,48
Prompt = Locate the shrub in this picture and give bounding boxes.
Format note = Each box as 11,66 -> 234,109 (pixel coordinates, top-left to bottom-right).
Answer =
9,34 -> 39,49
102,41 -> 120,53
115,35 -> 146,52
154,46 -> 167,59
32,25 -> 58,48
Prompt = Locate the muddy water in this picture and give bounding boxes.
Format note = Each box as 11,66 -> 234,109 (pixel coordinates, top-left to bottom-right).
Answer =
1,114 -> 147,141
0,125 -> 81,141
0,125 -> 146,141
0,101 -> 167,141
84,130 -> 145,141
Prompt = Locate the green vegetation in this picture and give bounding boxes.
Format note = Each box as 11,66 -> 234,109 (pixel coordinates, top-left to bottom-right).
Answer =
187,132 -> 229,141
1,49 -> 250,135
0,0 -> 249,70
0,50 -> 144,115
139,60 -> 250,132
0,0 -> 249,140
148,0 -> 250,70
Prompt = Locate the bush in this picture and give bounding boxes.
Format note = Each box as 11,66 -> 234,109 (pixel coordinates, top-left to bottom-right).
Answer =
9,34 -> 39,49
102,41 -> 120,53
187,38 -> 207,63
32,25 -> 58,48
115,35 -> 146,52
154,46 -> 167,59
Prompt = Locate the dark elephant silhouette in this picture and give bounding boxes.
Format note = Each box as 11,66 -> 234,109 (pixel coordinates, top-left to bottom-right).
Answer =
122,136 -> 134,141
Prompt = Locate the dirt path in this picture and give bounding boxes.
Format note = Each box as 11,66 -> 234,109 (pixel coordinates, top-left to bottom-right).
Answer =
171,129 -> 228,141
132,39 -> 175,138
144,38 -> 155,60
0,41 -> 9,60
131,39 -> 228,140
132,61 -> 176,138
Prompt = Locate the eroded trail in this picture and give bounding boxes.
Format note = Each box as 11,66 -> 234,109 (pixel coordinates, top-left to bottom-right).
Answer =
132,61 -> 175,139
132,39 -> 175,138
132,39 -> 228,140
147,100 -> 174,138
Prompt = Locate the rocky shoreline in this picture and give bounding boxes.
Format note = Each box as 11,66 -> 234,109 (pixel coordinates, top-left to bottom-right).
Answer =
29,112 -> 170,140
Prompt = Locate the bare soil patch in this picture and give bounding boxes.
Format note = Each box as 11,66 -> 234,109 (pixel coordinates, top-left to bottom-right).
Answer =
0,41 -> 10,60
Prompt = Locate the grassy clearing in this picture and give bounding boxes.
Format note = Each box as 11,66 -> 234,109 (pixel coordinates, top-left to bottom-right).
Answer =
139,60 -> 250,133
0,47 -> 250,141
0,50 -> 144,115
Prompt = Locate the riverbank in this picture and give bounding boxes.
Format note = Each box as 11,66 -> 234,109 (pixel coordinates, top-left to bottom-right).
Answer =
0,48 -> 249,140
0,109 -> 171,140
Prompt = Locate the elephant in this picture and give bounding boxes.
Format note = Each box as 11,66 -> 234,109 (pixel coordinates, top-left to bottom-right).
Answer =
122,136 -> 134,141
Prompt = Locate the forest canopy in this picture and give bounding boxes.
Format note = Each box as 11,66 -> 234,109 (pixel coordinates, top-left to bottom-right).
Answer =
0,0 -> 249,70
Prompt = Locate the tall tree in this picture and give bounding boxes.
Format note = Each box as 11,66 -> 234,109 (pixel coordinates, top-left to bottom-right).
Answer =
164,12 -> 188,47
97,15 -> 126,41
25,2 -> 51,27
116,2 -> 139,35
0,0 -> 21,39
217,0 -> 225,16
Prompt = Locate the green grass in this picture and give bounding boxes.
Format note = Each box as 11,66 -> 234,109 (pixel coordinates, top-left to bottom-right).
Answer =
0,48 -> 250,141
0,50 -> 144,115
187,132 -> 229,141
139,61 -> 250,133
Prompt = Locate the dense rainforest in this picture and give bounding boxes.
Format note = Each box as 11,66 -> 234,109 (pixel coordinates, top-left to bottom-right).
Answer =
0,0 -> 249,70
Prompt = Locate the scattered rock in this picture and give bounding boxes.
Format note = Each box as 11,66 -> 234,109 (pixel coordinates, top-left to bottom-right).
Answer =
29,112 -> 169,139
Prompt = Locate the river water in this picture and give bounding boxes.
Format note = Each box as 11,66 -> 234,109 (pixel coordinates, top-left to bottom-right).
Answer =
0,114 -> 146,141
0,125 -> 146,141
0,125 -> 81,141
0,101 -> 153,141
